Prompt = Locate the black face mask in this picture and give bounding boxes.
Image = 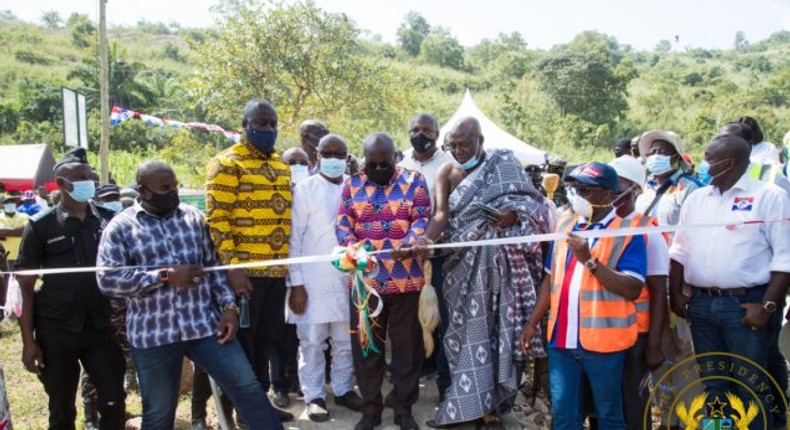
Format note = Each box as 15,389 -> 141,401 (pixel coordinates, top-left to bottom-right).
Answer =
410,133 -> 434,154
142,188 -> 180,216
365,164 -> 395,186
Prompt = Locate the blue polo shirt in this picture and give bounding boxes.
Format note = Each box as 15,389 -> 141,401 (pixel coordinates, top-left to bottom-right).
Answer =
544,210 -> 647,349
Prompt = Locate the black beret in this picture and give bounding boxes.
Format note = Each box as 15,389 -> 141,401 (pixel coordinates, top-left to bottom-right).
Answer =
54,147 -> 89,171
95,184 -> 121,198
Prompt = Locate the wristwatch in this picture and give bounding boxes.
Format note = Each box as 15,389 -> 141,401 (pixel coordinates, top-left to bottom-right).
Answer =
224,302 -> 240,315
584,258 -> 599,274
158,269 -> 169,285
762,300 -> 777,313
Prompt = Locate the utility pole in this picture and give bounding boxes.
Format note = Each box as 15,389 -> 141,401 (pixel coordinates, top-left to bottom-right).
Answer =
99,0 -> 110,184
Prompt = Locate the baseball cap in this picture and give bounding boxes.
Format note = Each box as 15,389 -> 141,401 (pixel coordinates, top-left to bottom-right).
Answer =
568,162 -> 620,193
608,156 -> 646,191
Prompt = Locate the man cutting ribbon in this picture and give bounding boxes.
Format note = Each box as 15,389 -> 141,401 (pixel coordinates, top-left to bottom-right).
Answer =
336,132 -> 431,430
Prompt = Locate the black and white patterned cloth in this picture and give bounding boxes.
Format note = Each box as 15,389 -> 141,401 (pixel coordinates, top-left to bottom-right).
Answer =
434,149 -> 549,425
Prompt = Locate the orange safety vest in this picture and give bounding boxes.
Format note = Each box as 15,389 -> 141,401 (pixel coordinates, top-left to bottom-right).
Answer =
627,213 -> 669,334
548,214 -> 639,353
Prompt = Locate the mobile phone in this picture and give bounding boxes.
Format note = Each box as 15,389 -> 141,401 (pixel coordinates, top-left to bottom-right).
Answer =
473,202 -> 500,221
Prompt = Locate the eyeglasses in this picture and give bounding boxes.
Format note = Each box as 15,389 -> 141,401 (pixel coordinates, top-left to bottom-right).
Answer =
572,184 -> 604,196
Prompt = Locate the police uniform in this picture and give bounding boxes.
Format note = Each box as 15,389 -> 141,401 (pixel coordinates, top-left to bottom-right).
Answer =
80,184 -> 134,427
15,148 -> 126,430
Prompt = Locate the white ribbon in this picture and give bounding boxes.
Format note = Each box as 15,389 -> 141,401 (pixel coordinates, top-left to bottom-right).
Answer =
3,218 -> 788,277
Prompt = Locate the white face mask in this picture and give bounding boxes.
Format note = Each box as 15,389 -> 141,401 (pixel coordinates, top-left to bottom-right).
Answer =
3,203 -> 16,213
572,194 -> 594,219
290,164 -> 310,184
566,187 -> 577,206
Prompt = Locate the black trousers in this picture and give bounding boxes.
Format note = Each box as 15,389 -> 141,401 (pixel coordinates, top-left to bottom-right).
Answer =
191,365 -> 234,421
37,325 -> 126,430
280,323 -> 300,392
351,291 -> 424,417
237,277 -> 288,393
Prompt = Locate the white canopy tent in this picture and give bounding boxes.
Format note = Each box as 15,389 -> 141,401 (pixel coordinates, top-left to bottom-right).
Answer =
432,90 -> 547,166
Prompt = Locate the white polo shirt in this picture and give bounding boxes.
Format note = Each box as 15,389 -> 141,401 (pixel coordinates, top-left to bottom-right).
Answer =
669,174 -> 790,288
398,149 -> 454,211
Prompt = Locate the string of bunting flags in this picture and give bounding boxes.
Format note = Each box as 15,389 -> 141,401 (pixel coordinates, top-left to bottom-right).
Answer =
109,106 -> 241,143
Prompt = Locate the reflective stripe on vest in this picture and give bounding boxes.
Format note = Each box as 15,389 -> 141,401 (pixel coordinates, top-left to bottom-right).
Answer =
582,313 -> 637,329
629,213 -> 663,333
547,215 -> 638,353
550,213 -> 578,294
749,162 -> 783,186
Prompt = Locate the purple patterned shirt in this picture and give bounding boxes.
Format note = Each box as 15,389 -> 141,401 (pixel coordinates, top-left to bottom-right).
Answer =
336,167 -> 431,295
97,202 -> 235,349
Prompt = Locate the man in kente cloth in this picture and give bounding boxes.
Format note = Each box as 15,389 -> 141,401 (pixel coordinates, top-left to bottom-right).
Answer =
414,117 -> 550,427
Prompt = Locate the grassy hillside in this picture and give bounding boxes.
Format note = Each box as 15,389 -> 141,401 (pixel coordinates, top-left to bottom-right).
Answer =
0,11 -> 788,188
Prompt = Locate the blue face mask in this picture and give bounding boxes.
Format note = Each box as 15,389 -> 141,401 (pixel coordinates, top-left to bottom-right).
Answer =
320,157 -> 347,179
646,154 -> 674,175
457,152 -> 482,170
63,179 -> 95,203
247,129 -> 277,154
697,159 -> 730,185
98,201 -> 123,213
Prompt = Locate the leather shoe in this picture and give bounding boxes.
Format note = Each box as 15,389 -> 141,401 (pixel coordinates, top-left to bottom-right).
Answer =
425,419 -> 457,429
307,399 -> 330,422
335,390 -> 364,412
274,391 -> 290,408
354,414 -> 382,430
191,419 -> 209,430
275,407 -> 294,423
395,414 -> 420,430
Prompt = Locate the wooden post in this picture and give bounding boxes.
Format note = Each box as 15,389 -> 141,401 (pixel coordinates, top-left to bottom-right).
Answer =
99,0 -> 110,184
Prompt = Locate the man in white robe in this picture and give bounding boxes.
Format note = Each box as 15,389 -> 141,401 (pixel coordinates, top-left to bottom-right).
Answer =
287,134 -> 363,421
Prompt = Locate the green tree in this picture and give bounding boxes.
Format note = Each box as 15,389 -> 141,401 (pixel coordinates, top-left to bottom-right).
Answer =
68,43 -> 156,110
0,10 -> 16,21
191,0 -> 414,147
396,11 -> 430,57
655,39 -> 672,53
420,27 -> 466,71
734,31 -> 749,50
161,42 -> 182,62
17,78 -> 63,123
467,32 -> 529,73
66,13 -> 96,48
0,104 -> 19,134
535,49 -> 634,126
40,10 -> 63,28
569,31 -> 623,64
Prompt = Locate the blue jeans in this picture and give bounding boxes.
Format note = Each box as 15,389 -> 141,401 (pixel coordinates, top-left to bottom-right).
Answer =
549,346 -> 626,430
131,336 -> 282,430
688,285 -> 776,429
768,296 -> 788,426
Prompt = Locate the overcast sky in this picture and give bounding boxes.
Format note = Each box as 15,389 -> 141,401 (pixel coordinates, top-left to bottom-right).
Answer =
2,0 -> 789,50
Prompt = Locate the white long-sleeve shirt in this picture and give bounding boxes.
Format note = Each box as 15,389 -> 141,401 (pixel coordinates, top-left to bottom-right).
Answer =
286,174 -> 350,324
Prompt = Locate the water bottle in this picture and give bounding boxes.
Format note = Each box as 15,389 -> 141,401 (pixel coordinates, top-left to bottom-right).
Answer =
238,295 -> 250,329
